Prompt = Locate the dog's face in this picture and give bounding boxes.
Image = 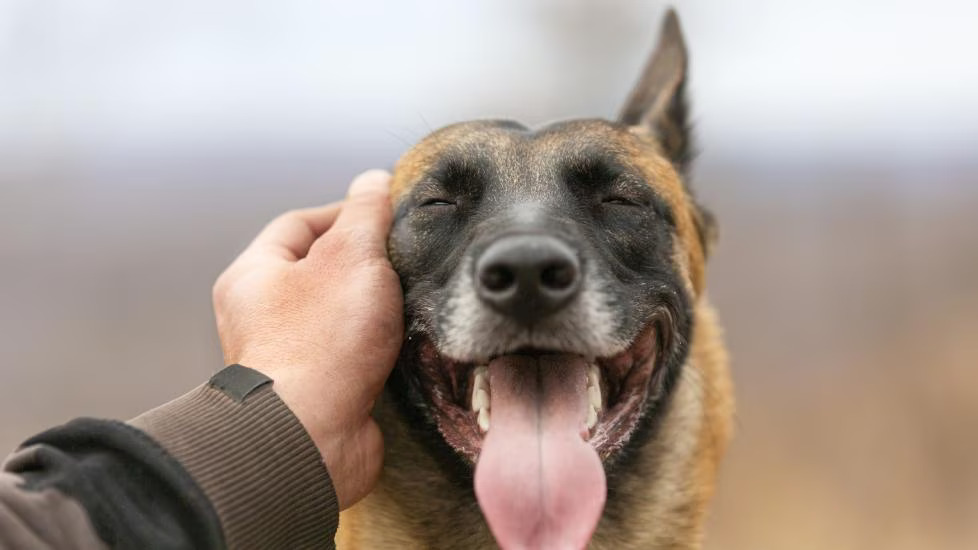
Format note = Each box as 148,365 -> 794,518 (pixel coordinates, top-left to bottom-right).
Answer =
385,11 -> 713,549
389,118 -> 704,457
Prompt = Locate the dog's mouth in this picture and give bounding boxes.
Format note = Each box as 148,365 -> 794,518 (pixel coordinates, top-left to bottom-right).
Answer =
413,321 -> 658,464
407,322 -> 659,548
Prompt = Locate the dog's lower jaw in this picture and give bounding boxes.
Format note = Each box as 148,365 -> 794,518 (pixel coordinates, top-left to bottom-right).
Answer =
335,299 -> 733,550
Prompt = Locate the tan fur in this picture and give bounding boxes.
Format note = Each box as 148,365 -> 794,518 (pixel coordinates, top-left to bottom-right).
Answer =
338,123 -> 733,548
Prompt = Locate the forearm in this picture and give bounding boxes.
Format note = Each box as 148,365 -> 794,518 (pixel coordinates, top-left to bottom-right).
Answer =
1,365 -> 339,549
1,418 -> 222,549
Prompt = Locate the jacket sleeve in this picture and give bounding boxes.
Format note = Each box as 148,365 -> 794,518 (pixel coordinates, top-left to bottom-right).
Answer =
1,364 -> 339,549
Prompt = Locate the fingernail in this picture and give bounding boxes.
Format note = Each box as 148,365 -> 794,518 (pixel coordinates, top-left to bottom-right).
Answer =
348,169 -> 392,197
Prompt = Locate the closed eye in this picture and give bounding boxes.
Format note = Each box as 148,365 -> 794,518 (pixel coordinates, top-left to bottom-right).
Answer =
601,196 -> 645,207
420,198 -> 456,207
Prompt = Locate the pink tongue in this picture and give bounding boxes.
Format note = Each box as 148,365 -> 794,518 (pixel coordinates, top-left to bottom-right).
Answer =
474,355 -> 606,550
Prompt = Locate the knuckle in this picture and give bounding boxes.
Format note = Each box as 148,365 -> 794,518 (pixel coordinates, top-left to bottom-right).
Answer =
278,208 -> 304,223
350,189 -> 389,205
269,209 -> 308,234
345,194 -> 391,222
327,225 -> 377,255
212,272 -> 231,303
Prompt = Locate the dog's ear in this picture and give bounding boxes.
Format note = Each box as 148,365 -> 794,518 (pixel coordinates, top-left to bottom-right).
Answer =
618,9 -> 691,174
692,202 -> 717,257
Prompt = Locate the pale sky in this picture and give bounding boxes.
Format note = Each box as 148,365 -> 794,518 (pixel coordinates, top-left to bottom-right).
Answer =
1,0 -> 976,162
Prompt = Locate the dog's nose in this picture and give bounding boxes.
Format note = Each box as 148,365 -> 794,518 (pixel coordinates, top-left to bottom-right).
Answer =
475,235 -> 581,323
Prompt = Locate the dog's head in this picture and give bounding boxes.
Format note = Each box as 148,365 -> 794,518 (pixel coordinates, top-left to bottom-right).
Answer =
386,10 -> 714,549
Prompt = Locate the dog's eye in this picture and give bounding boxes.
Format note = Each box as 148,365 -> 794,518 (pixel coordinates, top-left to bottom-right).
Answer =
419,198 -> 456,207
601,196 -> 642,207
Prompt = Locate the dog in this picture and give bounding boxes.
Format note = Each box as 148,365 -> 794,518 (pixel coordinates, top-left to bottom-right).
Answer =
337,9 -> 733,549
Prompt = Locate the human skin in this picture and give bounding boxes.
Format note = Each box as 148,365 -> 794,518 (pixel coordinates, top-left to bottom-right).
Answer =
211,169 -> 404,510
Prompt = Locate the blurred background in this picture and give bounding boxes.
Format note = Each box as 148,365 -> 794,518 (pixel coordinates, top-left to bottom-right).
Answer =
2,0 -> 976,548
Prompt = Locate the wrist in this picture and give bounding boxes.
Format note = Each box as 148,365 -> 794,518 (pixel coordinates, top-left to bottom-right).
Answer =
130,365 -> 340,545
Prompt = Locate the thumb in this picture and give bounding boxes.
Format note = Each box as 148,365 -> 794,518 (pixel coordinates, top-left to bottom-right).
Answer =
346,169 -> 392,198
315,170 -> 393,260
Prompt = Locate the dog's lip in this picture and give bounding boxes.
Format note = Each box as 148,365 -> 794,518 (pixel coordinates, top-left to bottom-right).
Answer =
412,322 -> 659,463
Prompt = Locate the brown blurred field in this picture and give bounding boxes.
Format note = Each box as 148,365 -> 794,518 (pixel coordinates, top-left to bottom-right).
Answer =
701,165 -> 978,549
2,1 -> 977,548
3,159 -> 975,549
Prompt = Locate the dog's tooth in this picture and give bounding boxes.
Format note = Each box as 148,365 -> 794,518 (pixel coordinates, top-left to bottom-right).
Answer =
473,366 -> 489,392
478,407 -> 491,432
587,365 -> 600,390
588,384 -> 602,411
472,388 -> 490,412
586,405 -> 598,430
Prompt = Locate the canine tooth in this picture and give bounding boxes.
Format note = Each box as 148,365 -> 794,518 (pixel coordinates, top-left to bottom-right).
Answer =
587,365 -> 600,389
586,405 -> 598,430
478,407 -> 491,432
472,388 -> 490,412
588,384 -> 602,411
473,366 -> 489,392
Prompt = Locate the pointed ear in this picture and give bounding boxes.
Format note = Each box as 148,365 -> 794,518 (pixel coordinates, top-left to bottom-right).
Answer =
618,9 -> 692,174
693,202 -> 718,258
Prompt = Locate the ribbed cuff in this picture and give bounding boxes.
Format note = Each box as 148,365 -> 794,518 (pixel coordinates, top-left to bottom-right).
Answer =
129,365 -> 338,549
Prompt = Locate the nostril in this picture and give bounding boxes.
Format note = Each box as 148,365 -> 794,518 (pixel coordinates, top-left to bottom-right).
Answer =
474,234 -> 582,321
540,262 -> 576,291
480,264 -> 517,293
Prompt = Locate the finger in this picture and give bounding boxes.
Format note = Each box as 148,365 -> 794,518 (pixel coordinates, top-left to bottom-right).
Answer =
314,170 -> 393,259
248,202 -> 343,261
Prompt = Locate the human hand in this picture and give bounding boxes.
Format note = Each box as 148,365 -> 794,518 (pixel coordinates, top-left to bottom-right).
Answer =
211,169 -> 403,510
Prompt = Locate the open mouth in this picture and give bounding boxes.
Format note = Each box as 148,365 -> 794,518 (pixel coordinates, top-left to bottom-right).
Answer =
411,321 -> 659,465
406,321 -> 660,548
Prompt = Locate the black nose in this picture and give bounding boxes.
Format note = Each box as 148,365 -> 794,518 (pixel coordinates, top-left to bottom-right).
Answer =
475,235 -> 581,323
